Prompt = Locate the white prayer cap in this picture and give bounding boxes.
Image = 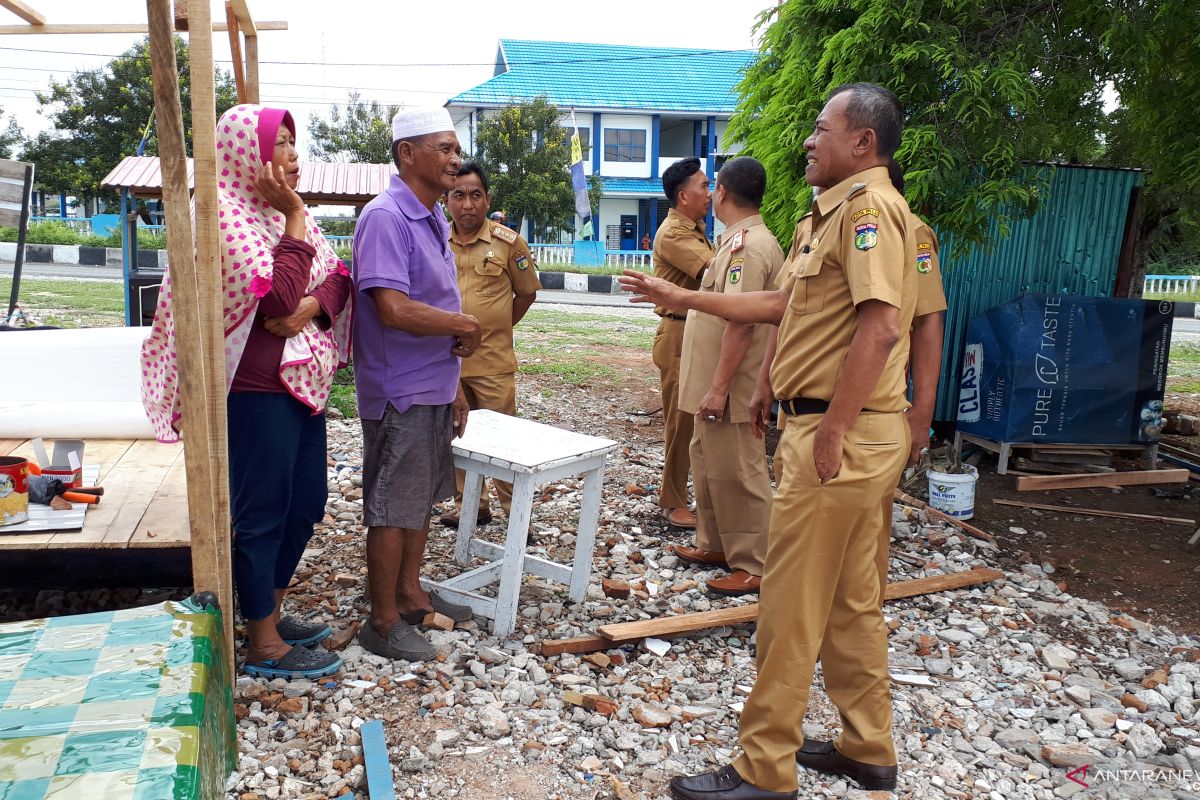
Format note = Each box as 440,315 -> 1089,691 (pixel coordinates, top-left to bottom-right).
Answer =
391,107 -> 455,142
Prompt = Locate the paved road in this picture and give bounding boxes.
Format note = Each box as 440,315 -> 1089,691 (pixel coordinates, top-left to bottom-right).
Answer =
0,262 -> 651,311
1175,316 -> 1200,345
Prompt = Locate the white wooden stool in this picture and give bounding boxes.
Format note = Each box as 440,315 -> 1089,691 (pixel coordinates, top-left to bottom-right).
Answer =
421,409 -> 619,636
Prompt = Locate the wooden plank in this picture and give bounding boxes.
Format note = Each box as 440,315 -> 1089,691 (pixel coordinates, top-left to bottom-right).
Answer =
128,452 -> 190,546
0,21 -> 287,34
243,33 -> 259,103
223,2 -> 246,104
172,0 -> 235,669
96,441 -> 183,547
992,498 -> 1195,526
0,158 -> 29,181
0,181 -> 27,204
0,0 -> 45,25
1016,469 -> 1189,491
594,568 -> 1005,643
894,489 -> 996,542
230,0 -> 256,35
0,438 -> 23,456
541,635 -> 618,657
6,439 -> 135,485
883,567 -> 1005,601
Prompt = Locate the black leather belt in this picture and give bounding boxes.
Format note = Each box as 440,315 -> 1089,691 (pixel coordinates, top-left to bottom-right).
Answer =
778,397 -> 830,416
659,313 -> 687,322
778,397 -> 888,415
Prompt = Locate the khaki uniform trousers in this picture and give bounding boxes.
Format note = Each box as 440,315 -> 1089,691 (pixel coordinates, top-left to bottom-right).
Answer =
733,411 -> 909,792
454,373 -> 515,515
690,420 -> 771,575
652,317 -> 692,509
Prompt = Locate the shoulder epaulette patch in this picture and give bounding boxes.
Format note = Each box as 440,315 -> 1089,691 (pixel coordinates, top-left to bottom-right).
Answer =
490,224 -> 517,244
731,229 -> 746,253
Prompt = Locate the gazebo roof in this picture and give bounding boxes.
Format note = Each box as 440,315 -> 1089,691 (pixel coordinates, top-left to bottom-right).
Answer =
102,156 -> 394,206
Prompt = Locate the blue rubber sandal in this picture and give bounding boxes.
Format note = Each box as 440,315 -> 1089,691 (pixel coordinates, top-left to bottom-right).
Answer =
243,645 -> 342,680
276,616 -> 333,647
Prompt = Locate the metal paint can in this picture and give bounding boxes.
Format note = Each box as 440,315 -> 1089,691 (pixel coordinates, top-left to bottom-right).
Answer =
0,456 -> 29,527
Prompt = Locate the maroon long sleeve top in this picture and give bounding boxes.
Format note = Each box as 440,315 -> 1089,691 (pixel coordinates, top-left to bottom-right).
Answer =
230,234 -> 351,394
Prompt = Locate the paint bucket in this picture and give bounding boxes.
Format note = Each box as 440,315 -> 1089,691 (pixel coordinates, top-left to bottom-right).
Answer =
0,456 -> 30,527
927,465 -> 979,520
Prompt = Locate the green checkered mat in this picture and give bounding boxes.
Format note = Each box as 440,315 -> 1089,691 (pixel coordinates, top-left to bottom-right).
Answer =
0,598 -> 235,800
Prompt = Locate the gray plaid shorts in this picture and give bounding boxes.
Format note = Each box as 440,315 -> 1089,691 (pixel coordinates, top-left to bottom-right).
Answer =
361,402 -> 455,530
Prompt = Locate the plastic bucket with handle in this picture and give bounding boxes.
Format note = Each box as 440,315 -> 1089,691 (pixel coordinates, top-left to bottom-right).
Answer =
927,465 -> 979,520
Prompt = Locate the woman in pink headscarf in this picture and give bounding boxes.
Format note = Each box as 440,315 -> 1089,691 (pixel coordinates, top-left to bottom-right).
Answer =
141,104 -> 351,679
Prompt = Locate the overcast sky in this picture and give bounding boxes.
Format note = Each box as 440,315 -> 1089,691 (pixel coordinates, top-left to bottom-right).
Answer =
0,0 -> 774,142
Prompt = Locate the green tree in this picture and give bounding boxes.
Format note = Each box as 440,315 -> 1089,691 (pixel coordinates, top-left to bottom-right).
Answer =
306,91 -> 399,163
1102,0 -> 1200,280
474,97 -> 581,238
25,36 -> 237,202
0,107 -> 22,159
730,0 -> 1200,285
729,1 -> 1109,248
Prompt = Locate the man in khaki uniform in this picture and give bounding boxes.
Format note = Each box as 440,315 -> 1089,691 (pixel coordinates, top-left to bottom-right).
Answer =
621,83 -> 916,800
440,162 -> 541,527
675,157 -> 783,596
652,157 -> 714,530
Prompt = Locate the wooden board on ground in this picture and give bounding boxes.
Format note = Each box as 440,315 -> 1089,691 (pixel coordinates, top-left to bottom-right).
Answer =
0,439 -> 22,456
1015,469 -> 1189,491
586,567 -> 1005,646
992,498 -> 1195,526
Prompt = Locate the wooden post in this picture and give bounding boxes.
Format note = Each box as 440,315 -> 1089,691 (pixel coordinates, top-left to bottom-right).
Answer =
173,0 -> 188,30
243,34 -> 259,103
223,2 -> 246,103
147,0 -> 235,666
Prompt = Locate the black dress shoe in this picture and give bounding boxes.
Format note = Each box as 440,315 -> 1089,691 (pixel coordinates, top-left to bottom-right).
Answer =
795,739 -> 897,791
669,765 -> 797,800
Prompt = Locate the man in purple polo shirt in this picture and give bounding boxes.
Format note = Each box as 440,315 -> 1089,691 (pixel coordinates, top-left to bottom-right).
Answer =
352,108 -> 481,661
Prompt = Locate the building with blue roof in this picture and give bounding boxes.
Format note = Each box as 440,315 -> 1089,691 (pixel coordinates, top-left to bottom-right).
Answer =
446,39 -> 756,248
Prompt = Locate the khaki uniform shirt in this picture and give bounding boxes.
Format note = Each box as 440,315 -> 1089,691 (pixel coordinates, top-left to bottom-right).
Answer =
772,165 -> 918,413
652,207 -> 713,317
449,221 -> 542,378
913,217 -> 948,317
679,215 -> 785,423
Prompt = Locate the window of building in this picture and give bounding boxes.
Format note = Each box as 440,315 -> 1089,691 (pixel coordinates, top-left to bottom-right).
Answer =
604,129 -> 646,162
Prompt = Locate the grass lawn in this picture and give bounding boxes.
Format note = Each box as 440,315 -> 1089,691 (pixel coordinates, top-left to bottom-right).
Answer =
1,277 -> 125,327
1144,290 -> 1200,303
1168,342 -> 1200,394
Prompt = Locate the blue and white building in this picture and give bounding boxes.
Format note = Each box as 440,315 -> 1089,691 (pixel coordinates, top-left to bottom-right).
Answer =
446,39 -> 756,249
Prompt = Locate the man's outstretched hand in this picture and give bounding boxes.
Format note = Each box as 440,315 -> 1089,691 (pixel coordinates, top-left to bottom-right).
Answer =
618,270 -> 687,313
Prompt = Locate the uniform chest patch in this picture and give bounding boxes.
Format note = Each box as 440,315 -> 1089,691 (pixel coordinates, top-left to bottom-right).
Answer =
850,207 -> 879,222
854,223 -> 878,251
515,253 -> 530,270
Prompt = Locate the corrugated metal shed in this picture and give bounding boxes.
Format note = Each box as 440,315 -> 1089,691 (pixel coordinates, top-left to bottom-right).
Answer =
448,40 -> 755,114
101,157 -> 394,206
934,164 -> 1144,420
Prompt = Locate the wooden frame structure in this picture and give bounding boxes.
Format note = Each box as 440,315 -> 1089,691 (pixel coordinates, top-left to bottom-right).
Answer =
1,1 -> 289,663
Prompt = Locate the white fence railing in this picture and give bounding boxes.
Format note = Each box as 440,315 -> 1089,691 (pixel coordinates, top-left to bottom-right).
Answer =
1144,274 -> 1200,295
531,243 -> 654,270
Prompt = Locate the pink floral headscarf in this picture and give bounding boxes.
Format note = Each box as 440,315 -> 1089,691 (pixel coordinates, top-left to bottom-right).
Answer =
140,104 -> 352,443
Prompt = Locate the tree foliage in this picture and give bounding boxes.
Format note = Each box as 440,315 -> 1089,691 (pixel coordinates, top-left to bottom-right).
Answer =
1102,0 -> 1200,272
729,1 -> 1112,248
474,97 -> 587,237
24,36 -> 237,201
306,92 -> 400,163
0,108 -> 22,160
